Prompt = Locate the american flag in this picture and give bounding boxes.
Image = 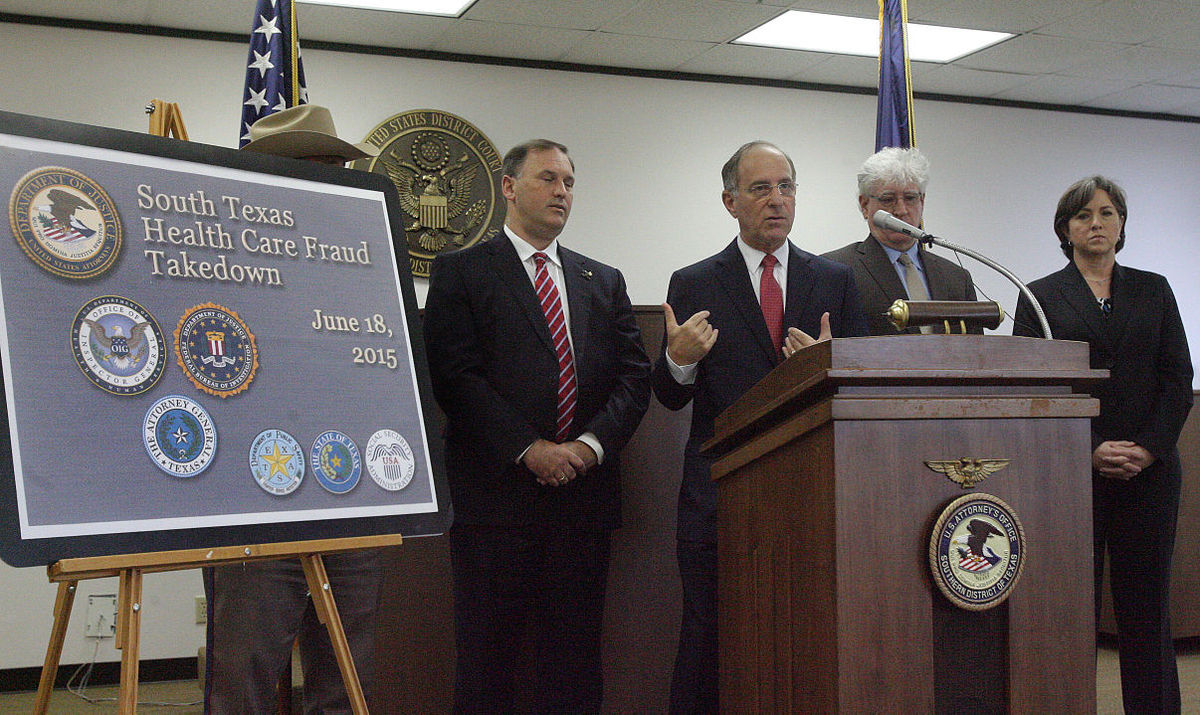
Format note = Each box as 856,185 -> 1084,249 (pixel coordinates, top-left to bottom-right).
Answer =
958,551 -> 996,573
238,0 -> 308,147
875,0 -> 916,150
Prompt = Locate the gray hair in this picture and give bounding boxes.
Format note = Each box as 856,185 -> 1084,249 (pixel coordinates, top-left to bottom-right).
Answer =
721,141 -> 796,192
856,147 -> 930,196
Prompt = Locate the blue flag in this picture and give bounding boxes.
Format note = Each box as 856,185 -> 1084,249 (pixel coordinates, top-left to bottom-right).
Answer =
238,0 -> 308,147
875,0 -> 915,150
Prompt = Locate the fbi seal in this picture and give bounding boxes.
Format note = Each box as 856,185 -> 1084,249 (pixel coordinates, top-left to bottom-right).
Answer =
72,295 -> 166,396
929,493 -> 1026,611
143,395 -> 216,477
365,429 -> 415,491
249,428 -> 305,496
351,110 -> 504,278
310,430 -> 361,494
9,167 -> 122,279
174,302 -> 259,398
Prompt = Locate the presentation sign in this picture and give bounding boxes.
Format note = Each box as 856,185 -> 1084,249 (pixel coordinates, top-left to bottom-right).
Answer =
0,111 -> 449,567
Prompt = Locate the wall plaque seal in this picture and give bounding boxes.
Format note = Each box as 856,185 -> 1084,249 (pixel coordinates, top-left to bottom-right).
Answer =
351,110 -> 504,278
142,395 -> 217,478
8,166 -> 122,279
929,493 -> 1026,611
249,428 -> 305,496
72,295 -> 166,396
174,302 -> 259,398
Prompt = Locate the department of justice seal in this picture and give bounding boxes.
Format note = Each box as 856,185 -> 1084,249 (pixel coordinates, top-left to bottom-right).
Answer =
142,395 -> 216,478
310,430 -> 361,494
364,429 -> 415,491
72,295 -> 166,396
174,302 -> 259,398
351,110 -> 504,278
9,167 -> 122,279
249,428 -> 305,496
929,493 -> 1027,611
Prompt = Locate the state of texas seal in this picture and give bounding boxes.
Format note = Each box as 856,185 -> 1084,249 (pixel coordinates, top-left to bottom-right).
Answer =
311,430 -> 361,494
929,493 -> 1027,611
9,167 -> 122,279
249,428 -> 305,496
72,295 -> 167,396
143,395 -> 217,478
174,302 -> 259,398
351,110 -> 504,278
365,429 -> 415,491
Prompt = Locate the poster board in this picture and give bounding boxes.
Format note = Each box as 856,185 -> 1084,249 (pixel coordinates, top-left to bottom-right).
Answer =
0,110 -> 449,567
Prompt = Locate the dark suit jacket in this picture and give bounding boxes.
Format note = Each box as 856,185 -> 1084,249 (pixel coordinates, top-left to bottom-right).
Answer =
652,238 -> 869,543
1013,261 -> 1193,469
423,236 -> 651,531
823,235 -> 979,335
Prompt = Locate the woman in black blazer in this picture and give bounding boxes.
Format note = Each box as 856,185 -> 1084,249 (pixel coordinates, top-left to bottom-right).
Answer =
1014,175 -> 1193,714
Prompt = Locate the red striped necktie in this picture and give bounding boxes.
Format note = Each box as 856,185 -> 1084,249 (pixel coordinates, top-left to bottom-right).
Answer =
533,252 -> 577,442
760,253 -> 784,357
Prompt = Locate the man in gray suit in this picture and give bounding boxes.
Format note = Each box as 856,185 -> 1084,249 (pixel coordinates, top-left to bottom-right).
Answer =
824,147 -> 978,335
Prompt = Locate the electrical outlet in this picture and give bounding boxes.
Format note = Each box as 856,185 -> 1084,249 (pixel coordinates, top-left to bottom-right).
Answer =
195,595 -> 207,625
85,594 -> 117,638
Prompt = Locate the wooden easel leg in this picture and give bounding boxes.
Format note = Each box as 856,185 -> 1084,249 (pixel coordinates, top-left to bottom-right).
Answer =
33,580 -> 77,714
300,554 -> 368,714
116,568 -> 143,714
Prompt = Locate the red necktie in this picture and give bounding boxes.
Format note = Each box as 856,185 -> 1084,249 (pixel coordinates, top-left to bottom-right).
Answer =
533,253 -> 577,441
759,254 -> 784,356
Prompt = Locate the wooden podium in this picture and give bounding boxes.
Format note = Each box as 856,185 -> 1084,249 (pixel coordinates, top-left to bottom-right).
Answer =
705,335 -> 1104,713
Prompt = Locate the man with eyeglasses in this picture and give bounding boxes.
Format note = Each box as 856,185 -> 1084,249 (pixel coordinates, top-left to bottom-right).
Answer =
824,146 -> 979,335
652,140 -> 867,712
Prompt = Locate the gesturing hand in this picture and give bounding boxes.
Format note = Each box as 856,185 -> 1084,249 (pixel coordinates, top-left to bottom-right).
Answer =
664,302 -> 718,366
782,312 -> 831,358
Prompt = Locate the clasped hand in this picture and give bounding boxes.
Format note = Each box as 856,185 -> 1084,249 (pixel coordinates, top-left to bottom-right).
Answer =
1093,440 -> 1155,480
523,438 -> 597,486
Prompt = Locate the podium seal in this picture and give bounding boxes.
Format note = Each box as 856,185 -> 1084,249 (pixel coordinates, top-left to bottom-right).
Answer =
72,295 -> 166,396
352,110 -> 504,278
9,167 -> 122,279
929,493 -> 1026,611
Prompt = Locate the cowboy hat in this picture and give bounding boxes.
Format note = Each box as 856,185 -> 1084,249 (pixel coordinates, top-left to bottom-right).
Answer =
241,104 -> 379,161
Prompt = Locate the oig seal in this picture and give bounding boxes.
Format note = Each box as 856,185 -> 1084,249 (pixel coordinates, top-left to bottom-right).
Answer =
352,110 -> 504,278
8,167 -> 122,279
929,493 -> 1027,611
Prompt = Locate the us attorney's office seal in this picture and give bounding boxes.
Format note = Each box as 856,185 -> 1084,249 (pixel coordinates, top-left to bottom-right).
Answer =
929,493 -> 1026,611
143,395 -> 216,477
310,430 -> 361,494
365,429 -> 415,491
72,295 -> 166,396
249,428 -> 305,496
9,167 -> 122,279
351,110 -> 504,278
174,302 -> 259,398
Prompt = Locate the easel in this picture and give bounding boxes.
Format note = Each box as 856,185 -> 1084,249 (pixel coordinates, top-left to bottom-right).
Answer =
145,99 -> 189,140
33,533 -> 403,714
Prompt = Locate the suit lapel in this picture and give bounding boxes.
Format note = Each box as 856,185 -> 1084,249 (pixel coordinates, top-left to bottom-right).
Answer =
1056,262 -> 1115,352
491,238 -> 555,353
560,246 -> 592,382
1105,262 -> 1134,351
918,244 -> 952,300
859,236 -> 908,302
782,242 -> 818,336
714,239 -> 778,364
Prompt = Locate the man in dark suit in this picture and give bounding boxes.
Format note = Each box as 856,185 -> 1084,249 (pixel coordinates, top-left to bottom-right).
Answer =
653,141 -> 868,712
424,139 -> 651,712
824,147 -> 978,335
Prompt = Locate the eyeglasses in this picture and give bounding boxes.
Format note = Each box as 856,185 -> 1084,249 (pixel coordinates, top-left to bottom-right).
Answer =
739,181 -> 798,199
869,192 -> 924,209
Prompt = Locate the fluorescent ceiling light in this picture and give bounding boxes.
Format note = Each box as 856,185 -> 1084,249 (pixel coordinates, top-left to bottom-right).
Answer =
735,10 -> 1011,63
298,0 -> 475,17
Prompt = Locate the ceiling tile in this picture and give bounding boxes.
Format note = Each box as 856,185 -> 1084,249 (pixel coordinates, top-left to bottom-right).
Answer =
911,0 -> 1095,34
1085,83 -> 1200,115
559,31 -> 715,70
464,0 -> 642,31
909,65 -> 1032,97
1035,0 -> 1185,45
953,33 -> 1123,75
1060,45 -> 1200,85
992,74 -> 1137,106
293,5 -> 455,49
790,54 -> 879,88
432,19 -> 592,60
599,0 -> 782,43
677,43 -> 828,80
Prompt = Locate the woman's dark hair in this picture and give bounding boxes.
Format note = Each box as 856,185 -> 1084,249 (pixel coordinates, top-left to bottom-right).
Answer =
1054,175 -> 1127,258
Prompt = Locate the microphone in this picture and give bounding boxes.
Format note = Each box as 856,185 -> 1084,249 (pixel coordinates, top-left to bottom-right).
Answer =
872,210 -> 931,241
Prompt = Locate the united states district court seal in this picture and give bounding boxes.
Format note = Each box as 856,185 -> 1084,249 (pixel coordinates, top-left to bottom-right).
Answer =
9,167 -> 122,279
351,110 -> 504,278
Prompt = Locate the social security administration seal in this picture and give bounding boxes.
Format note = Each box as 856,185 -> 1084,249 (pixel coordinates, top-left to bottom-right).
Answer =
174,302 -> 259,398
9,167 -> 122,279
310,430 -> 361,494
249,428 -> 305,496
365,429 -> 415,491
929,493 -> 1027,611
143,395 -> 217,478
72,295 -> 166,396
